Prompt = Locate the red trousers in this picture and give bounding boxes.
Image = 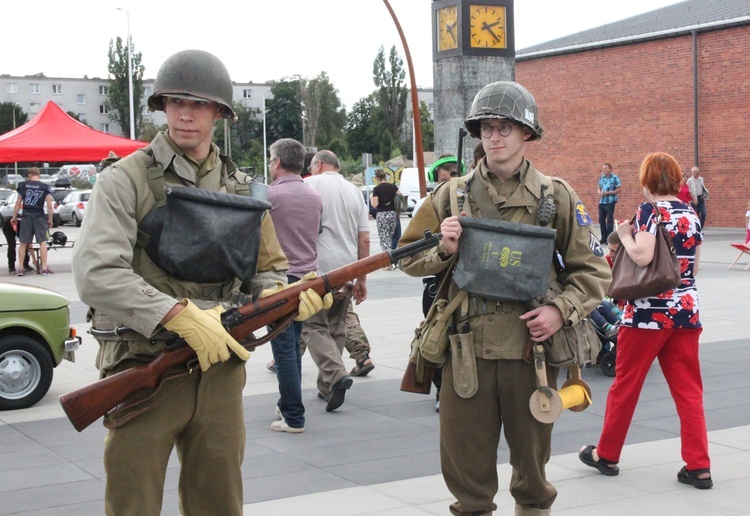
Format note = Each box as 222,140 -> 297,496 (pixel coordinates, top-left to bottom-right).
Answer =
597,326 -> 710,471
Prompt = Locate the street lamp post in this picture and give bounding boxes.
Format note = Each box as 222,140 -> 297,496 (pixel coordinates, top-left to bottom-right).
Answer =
262,89 -> 272,183
117,7 -> 136,140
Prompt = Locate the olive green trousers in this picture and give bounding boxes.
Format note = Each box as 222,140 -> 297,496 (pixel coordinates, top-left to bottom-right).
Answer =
103,359 -> 246,516
440,356 -> 558,514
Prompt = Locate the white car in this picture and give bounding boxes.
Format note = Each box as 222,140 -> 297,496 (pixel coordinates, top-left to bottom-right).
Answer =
1,191 -> 62,228
57,190 -> 90,227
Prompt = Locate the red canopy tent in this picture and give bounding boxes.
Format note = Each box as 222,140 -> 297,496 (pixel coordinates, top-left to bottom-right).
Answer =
0,101 -> 148,163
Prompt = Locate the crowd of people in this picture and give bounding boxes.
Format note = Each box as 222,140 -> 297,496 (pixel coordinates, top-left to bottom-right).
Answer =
4,47 -> 710,515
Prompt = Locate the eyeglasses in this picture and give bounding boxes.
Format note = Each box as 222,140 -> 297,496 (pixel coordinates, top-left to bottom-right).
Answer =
268,157 -> 277,167
307,161 -> 318,172
480,122 -> 515,138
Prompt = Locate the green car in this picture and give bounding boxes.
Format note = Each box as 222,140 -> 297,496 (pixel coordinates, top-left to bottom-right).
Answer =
0,283 -> 81,410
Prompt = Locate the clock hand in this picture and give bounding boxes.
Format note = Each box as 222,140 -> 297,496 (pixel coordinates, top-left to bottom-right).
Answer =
447,22 -> 457,43
485,21 -> 501,28
481,21 -> 501,43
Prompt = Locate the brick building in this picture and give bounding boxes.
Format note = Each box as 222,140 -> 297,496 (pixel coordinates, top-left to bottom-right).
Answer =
515,0 -> 750,228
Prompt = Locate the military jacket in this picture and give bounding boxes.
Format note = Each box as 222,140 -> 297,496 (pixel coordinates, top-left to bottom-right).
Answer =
73,132 -> 288,375
399,158 -> 611,360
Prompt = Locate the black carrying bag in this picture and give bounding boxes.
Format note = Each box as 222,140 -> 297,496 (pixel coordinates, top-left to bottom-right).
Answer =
453,217 -> 557,302
140,186 -> 271,283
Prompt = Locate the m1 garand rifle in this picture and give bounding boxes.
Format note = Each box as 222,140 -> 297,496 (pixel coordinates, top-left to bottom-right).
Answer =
60,231 -> 442,432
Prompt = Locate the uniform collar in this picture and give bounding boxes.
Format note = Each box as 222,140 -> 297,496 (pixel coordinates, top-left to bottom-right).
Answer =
151,131 -> 221,185
475,158 -> 545,208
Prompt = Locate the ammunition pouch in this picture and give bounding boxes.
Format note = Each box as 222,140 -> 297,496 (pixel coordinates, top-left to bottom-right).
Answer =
139,186 -> 271,283
529,281 -> 601,368
453,218 -> 556,302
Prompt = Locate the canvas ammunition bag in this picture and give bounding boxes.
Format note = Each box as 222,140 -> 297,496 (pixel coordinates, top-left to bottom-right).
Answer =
453,218 -> 556,302
139,186 -> 270,283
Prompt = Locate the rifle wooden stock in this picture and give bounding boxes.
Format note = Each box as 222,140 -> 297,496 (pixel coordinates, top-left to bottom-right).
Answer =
59,231 -> 442,432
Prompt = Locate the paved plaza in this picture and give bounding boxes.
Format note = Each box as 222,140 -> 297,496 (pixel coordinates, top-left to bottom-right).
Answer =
1,218 -> 749,515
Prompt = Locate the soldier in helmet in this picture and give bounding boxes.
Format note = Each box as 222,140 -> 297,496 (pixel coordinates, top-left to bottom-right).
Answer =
399,81 -> 611,515
73,50 -> 328,515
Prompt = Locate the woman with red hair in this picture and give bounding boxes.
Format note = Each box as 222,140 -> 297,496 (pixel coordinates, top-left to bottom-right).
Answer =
579,152 -> 712,489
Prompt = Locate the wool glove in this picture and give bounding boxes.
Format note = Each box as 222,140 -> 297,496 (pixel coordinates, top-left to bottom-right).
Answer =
260,272 -> 333,321
164,299 -> 250,372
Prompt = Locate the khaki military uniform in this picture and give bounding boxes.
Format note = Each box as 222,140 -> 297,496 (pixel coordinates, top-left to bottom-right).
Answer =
400,159 -> 610,515
73,132 -> 287,516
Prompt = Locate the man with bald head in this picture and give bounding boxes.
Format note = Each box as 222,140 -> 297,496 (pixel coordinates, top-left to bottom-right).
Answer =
303,150 -> 370,411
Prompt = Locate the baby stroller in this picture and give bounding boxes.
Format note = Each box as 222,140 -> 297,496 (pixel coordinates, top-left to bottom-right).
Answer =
593,323 -> 617,377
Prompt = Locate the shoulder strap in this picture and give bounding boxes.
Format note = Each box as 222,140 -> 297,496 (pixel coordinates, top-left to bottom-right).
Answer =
142,147 -> 167,208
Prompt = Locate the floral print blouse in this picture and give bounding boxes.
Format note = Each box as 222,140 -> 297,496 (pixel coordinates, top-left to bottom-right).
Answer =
621,200 -> 703,330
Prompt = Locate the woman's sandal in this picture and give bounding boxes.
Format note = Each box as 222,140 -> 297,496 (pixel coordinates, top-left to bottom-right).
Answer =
579,445 -> 620,476
677,466 -> 713,489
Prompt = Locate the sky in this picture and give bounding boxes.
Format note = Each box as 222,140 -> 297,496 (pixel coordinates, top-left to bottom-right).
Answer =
5,0 -> 683,109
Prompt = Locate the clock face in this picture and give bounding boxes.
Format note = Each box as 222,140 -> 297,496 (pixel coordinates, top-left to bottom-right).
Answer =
469,4 -> 507,49
437,5 -> 459,52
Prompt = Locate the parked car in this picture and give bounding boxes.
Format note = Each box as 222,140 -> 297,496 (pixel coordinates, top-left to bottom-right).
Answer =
58,190 -> 90,227
0,188 -> 13,202
0,283 -> 81,409
1,174 -> 24,187
39,173 -> 55,186
0,191 -> 62,228
51,187 -> 77,205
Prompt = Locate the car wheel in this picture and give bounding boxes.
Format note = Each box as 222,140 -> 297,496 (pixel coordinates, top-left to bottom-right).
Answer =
0,335 -> 54,410
53,214 -> 61,228
72,213 -> 81,227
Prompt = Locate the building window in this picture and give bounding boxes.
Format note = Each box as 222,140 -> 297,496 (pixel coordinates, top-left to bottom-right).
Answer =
99,85 -> 109,95
30,103 -> 41,114
6,83 -> 18,93
77,113 -> 87,122
100,105 -> 109,114
144,86 -> 152,96
29,84 -> 40,94
77,94 -> 86,105
243,89 -> 253,99
52,84 -> 63,95
100,123 -> 110,133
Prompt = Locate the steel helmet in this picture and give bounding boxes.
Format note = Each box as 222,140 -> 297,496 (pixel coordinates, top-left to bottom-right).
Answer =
464,81 -> 543,141
147,49 -> 236,121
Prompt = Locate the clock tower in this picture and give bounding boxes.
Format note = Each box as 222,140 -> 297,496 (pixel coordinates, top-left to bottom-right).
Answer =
432,0 -> 515,163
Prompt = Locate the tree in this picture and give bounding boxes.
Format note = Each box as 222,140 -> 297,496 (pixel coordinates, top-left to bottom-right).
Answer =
419,101 -> 435,152
300,72 -> 347,151
138,118 -> 166,142
372,45 -> 408,144
213,102 -> 263,170
345,94 -> 380,160
402,100 -> 435,157
107,36 -> 145,138
0,102 -> 27,135
67,111 -> 92,128
266,78 -> 303,143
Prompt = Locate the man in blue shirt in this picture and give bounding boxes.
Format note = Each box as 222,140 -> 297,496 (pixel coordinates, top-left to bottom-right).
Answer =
597,163 -> 622,242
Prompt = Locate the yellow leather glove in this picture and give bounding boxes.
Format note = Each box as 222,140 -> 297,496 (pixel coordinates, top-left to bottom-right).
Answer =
164,299 -> 251,372
259,273 -> 332,321
296,289 -> 333,321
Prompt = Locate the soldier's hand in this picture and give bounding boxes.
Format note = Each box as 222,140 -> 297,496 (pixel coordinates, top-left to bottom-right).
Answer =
296,289 -> 333,321
519,305 -> 564,343
164,299 -> 250,371
441,215 -> 464,255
